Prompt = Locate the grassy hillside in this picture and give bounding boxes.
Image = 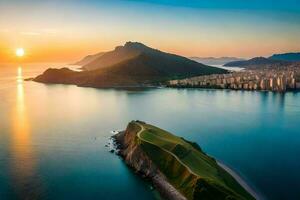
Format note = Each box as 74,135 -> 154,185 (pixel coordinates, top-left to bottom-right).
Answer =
129,121 -> 254,200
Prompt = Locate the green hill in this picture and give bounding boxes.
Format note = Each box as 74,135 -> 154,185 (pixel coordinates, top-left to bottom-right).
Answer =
127,121 -> 255,200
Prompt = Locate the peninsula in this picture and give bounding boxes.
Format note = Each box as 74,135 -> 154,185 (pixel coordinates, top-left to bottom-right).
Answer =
34,42 -> 226,88
114,121 -> 255,200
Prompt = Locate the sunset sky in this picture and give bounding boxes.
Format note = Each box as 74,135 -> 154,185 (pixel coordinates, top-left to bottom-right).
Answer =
0,0 -> 300,63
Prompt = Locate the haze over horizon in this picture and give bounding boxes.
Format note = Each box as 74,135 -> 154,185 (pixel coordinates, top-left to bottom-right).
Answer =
0,0 -> 300,63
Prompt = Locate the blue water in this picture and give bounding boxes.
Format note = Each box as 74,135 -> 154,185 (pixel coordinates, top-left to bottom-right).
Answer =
1,64 -> 300,200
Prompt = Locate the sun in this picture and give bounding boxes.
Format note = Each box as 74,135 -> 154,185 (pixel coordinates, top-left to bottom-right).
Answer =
16,48 -> 25,57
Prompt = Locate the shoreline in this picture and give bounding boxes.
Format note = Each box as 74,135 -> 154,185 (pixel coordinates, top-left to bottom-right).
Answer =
217,161 -> 264,200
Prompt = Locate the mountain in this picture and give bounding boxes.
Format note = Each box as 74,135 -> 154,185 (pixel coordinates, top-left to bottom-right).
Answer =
224,57 -> 289,67
190,57 -> 244,66
269,52 -> 300,62
34,42 -> 227,88
72,52 -> 105,66
82,42 -> 228,72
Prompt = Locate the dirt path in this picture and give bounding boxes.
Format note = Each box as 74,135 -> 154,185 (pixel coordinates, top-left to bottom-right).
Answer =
136,122 -> 199,177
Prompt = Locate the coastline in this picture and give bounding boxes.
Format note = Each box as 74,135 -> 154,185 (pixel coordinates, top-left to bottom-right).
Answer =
217,161 -> 264,200
32,77 -> 300,93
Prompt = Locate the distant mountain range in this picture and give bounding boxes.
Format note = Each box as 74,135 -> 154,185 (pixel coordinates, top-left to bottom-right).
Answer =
34,42 -> 227,88
190,57 -> 244,66
224,52 -> 300,67
223,57 -> 286,67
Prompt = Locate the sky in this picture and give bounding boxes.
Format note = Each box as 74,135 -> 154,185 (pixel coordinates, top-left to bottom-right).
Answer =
0,0 -> 300,62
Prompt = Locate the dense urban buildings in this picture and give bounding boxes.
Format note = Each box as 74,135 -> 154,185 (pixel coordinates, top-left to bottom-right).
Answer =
168,64 -> 300,92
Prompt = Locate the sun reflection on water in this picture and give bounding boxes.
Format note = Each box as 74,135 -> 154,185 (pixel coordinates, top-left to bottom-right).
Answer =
10,66 -> 43,199
17,67 -> 23,84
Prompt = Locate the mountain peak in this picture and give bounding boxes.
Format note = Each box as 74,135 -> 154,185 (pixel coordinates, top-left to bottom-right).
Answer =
123,41 -> 151,51
113,41 -> 149,52
124,41 -> 146,48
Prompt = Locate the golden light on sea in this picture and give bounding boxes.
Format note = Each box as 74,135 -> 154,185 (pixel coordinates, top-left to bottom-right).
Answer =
10,66 -> 41,198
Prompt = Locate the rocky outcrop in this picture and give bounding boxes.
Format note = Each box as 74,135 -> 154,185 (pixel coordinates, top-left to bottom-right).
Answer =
113,123 -> 187,200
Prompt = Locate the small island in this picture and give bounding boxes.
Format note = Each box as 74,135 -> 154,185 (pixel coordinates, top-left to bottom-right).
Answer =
113,121 -> 256,200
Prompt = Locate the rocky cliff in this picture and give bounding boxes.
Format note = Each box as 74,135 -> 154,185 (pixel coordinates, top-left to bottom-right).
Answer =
113,122 -> 187,200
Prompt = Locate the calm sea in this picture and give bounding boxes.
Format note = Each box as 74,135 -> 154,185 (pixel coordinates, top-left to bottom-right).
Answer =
1,63 -> 300,200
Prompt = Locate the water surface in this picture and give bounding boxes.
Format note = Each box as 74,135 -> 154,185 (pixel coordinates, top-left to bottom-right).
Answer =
1,64 -> 300,200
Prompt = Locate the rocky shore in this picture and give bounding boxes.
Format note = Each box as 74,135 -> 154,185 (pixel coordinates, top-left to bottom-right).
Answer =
113,127 -> 186,200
